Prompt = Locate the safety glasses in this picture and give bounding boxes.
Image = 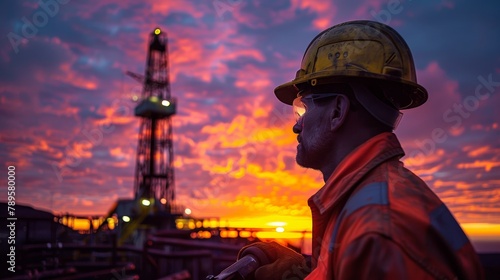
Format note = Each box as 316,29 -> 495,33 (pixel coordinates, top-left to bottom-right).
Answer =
292,93 -> 342,121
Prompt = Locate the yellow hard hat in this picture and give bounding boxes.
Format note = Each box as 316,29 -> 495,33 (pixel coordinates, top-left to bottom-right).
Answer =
274,20 -> 428,109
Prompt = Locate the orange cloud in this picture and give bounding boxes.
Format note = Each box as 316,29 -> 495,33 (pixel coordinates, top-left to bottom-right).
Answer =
463,145 -> 494,158
457,160 -> 500,172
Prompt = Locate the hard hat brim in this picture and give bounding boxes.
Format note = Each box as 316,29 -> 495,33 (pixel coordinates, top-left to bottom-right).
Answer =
274,70 -> 428,109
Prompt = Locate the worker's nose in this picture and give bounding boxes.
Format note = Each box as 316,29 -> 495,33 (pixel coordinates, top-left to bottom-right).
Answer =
292,117 -> 303,134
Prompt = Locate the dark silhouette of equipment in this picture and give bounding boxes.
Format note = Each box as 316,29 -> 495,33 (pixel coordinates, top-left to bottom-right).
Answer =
127,27 -> 176,210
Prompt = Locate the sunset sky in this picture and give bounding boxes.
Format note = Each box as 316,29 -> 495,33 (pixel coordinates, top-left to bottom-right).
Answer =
1,0 -> 499,241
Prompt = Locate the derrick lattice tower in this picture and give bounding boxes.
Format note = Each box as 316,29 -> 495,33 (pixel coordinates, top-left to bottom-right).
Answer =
127,28 -> 176,211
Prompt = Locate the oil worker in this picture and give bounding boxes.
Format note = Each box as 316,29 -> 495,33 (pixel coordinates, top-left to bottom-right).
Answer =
236,20 -> 484,279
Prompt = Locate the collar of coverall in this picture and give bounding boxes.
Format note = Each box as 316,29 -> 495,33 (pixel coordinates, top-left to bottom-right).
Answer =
308,132 -> 405,215
350,83 -> 403,130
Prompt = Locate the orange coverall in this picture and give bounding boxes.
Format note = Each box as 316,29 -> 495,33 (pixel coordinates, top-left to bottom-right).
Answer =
305,132 -> 484,279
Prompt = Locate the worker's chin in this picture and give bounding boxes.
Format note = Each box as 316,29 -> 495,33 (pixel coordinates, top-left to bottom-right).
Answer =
296,144 -> 313,168
296,143 -> 324,170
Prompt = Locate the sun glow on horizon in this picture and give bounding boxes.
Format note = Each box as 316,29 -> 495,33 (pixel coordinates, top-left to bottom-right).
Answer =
462,223 -> 500,240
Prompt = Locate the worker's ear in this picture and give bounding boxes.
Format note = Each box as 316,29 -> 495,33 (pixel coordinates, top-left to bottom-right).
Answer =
329,95 -> 350,131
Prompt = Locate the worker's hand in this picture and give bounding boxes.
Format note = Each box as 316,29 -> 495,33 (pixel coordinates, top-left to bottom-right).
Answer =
237,241 -> 310,280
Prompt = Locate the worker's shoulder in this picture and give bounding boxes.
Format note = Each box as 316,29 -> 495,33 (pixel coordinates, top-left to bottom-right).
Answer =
340,162 -> 444,240
335,163 -> 482,280
361,159 -> 444,215
337,159 -> 470,258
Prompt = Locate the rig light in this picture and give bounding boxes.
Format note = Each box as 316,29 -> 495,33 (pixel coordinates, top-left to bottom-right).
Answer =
142,199 -> 151,206
149,96 -> 159,102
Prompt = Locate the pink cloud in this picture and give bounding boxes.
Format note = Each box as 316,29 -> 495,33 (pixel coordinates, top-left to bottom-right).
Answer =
399,61 -> 462,143
290,0 -> 338,30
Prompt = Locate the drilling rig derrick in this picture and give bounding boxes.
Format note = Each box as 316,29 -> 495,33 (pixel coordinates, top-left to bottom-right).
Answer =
127,28 -> 176,213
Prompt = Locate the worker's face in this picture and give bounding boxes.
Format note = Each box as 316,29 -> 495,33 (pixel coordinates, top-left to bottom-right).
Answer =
292,93 -> 336,169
